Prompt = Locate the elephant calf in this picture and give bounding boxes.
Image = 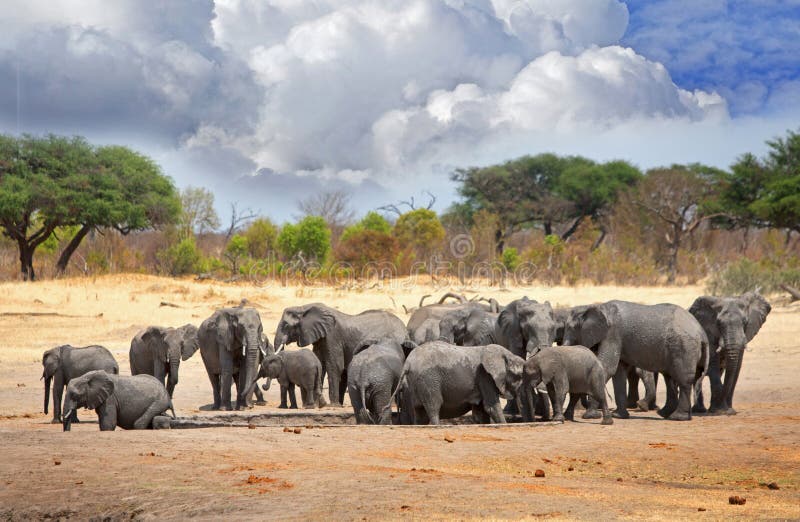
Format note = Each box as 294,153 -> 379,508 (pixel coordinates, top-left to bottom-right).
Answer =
42,344 -> 119,424
347,339 -> 416,424
63,371 -> 175,431
391,341 -> 524,425
258,349 -> 325,409
129,324 -> 199,398
523,345 -> 613,425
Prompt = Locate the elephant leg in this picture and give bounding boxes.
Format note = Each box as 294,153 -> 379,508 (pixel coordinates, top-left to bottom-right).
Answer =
518,385 -> 534,422
133,398 -> 169,429
301,386 -> 315,409
564,394 -> 580,421
668,382 -> 693,421
153,363 -> 167,391
338,369 -> 348,407
278,385 -> 289,409
253,385 -> 266,405
287,383 -> 298,409
692,380 -> 706,413
471,405 -> 490,424
219,352 -> 234,411
626,369 -> 640,409
611,366 -> 630,419
325,361 -> 344,407
152,415 -> 172,429
204,366 -> 222,410
657,374 -> 678,418
548,379 -> 567,423
52,376 -> 64,423
98,405 -> 117,431
639,370 -> 657,411
414,406 -> 430,425
706,351 -> 725,413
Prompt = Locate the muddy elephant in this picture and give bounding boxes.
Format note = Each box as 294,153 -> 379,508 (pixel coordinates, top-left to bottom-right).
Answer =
689,292 -> 770,415
563,301 -> 709,421
406,293 -> 498,344
129,324 -> 199,398
347,338 -> 416,424
42,344 -> 119,424
199,307 -> 270,410
523,345 -> 612,425
438,307 -> 500,346
258,348 -> 325,409
389,341 -> 524,425
274,303 -> 407,407
62,371 -> 175,431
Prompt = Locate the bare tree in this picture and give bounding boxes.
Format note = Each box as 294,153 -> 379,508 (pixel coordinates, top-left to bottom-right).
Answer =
378,191 -> 437,217
297,190 -> 356,229
225,202 -> 257,240
180,187 -> 220,237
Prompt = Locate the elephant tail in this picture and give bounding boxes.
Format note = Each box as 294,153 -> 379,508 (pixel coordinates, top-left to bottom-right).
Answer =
382,367 -> 408,417
696,338 -> 710,383
357,385 -> 373,424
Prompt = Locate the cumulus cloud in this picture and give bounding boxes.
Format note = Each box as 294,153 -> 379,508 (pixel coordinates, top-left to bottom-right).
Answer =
2,0 -> 793,219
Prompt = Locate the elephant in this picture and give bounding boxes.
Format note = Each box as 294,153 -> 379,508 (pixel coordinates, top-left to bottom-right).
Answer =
347,338 -> 416,424
129,324 -> 199,398
438,307 -> 500,346
62,370 -> 175,431
273,303 -> 407,407
257,348 -> 326,409
689,292 -> 771,415
563,300 -> 709,421
406,292 -> 496,344
42,344 -> 119,424
523,345 -> 612,425
199,307 -> 270,410
388,341 -> 524,425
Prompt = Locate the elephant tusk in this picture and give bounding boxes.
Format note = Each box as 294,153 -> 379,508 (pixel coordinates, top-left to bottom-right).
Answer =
242,341 -> 247,357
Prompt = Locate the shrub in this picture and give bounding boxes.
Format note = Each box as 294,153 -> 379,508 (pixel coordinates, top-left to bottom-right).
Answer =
334,229 -> 400,275
706,258 -> 800,295
157,237 -> 202,276
277,216 -> 331,264
224,234 -> 249,274
244,218 -> 279,259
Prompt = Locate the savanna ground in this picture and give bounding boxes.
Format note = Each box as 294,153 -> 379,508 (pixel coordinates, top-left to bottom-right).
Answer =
0,274 -> 798,520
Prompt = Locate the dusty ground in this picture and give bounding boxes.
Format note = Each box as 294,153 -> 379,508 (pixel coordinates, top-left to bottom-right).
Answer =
0,275 -> 798,520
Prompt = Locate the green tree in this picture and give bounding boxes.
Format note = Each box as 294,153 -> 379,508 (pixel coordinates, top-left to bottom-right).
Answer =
277,216 -> 331,264
340,211 -> 392,242
243,218 -> 279,259
224,234 -> 249,274
393,208 -> 445,266
158,236 -> 202,276
753,129 -> 800,237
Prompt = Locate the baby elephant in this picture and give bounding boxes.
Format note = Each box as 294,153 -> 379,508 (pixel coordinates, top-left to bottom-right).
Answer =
523,345 -> 613,425
258,349 -> 325,409
62,371 -> 175,431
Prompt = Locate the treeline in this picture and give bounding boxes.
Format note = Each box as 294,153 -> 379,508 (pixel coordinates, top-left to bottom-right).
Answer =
0,131 -> 798,292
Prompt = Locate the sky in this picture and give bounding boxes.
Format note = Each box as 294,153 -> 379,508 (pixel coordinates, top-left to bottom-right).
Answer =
0,0 -> 798,221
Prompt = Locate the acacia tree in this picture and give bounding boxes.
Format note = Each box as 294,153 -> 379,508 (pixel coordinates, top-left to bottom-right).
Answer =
753,129 -> 800,241
630,165 -> 724,284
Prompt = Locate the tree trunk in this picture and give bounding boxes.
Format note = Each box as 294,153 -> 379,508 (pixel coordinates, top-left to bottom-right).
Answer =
494,228 -> 504,256
18,240 -> 35,281
739,226 -> 749,254
543,221 -> 552,237
56,224 -> 91,275
590,228 -> 607,252
560,215 -> 584,241
781,284 -> 800,302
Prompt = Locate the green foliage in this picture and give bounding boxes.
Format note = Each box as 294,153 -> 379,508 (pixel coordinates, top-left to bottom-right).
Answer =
277,216 -> 331,263
340,211 -> 392,243
224,234 -> 249,274
707,258 -> 800,296
393,208 -> 445,255
335,228 -> 399,272
555,159 -> 642,217
158,237 -> 202,276
243,218 -> 279,259
501,247 -> 521,272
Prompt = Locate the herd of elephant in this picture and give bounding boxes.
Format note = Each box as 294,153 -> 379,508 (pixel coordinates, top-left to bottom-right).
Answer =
41,290 -> 771,430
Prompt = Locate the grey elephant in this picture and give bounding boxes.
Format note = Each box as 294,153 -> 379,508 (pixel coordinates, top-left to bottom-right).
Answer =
389,341 -> 524,425
42,344 -> 119,424
274,303 -> 407,407
438,307 -> 499,346
563,301 -> 709,421
523,345 -> 612,425
689,292 -> 770,415
62,370 -> 175,431
257,348 -> 325,409
129,324 -> 199,398
199,307 -> 270,410
347,338 -> 416,424
406,293 -> 491,344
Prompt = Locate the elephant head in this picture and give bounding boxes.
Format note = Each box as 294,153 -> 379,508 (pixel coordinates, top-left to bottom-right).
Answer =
258,353 -> 284,391
563,305 -> 609,349
42,346 -> 64,415
274,304 -> 336,350
438,309 -> 471,344
522,355 -> 543,388
480,345 -> 524,400
62,370 -> 114,431
141,324 -> 199,396
689,292 -> 770,409
498,298 -> 556,358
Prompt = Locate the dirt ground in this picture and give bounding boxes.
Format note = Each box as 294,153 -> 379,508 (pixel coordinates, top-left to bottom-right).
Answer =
0,275 -> 798,520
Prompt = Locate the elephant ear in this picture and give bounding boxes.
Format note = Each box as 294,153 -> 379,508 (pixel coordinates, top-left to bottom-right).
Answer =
142,327 -> 169,363
179,324 -> 200,361
497,305 -> 522,353
85,371 -> 114,410
688,296 -> 722,340
579,306 -> 609,349
354,339 -> 378,357
480,346 -> 521,400
298,306 -> 336,347
42,348 -> 62,379
742,292 -> 771,342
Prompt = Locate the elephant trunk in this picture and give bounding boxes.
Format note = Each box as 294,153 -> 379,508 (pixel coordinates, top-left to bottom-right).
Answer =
241,331 -> 260,405
273,323 -> 288,352
167,358 -> 180,398
722,331 -> 745,407
44,373 -> 51,415
62,399 -> 74,432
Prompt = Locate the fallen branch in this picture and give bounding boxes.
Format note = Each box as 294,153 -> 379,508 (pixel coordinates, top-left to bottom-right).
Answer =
159,301 -> 181,308
780,284 -> 800,302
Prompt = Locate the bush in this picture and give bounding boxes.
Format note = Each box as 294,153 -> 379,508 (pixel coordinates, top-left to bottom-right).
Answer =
707,258 -> 800,295
224,235 -> 249,274
244,218 -> 279,259
277,216 -> 331,264
157,237 -> 202,276
334,229 -> 400,274
501,247 -> 521,272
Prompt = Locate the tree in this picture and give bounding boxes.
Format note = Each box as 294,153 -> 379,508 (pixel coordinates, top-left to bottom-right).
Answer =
297,190 -> 355,240
54,145 -> 181,274
224,202 -> 257,240
335,229 -> 399,273
711,153 -> 770,251
243,218 -> 279,259
752,129 -> 800,238
224,234 -> 249,275
629,165 -> 723,284
180,186 -> 220,237
340,211 -> 392,242
277,216 -> 331,264
393,208 -> 445,268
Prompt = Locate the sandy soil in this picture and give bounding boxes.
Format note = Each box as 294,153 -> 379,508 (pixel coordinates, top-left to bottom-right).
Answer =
0,275 -> 798,520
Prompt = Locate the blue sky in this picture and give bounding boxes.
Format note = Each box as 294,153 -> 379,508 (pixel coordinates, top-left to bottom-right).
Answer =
0,1 -> 798,221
